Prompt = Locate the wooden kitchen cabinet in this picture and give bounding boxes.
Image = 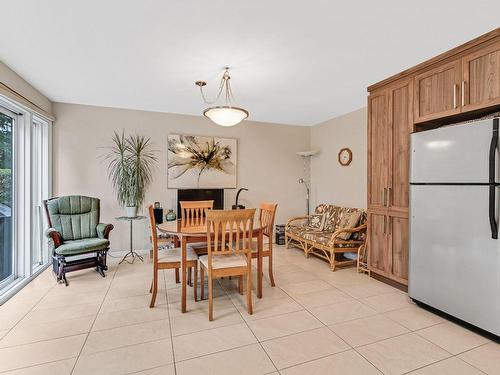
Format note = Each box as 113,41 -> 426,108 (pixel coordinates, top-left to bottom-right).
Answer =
367,91 -> 389,210
368,29 -> 500,288
389,79 -> 413,213
367,212 -> 390,275
368,79 -> 412,286
414,60 -> 462,123
387,215 -> 409,284
462,40 -> 500,112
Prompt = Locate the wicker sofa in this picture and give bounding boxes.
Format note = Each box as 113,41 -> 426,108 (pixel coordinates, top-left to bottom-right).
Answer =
285,204 -> 367,271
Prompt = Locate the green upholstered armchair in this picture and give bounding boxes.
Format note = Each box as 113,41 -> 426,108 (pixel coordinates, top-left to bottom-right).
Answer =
44,195 -> 113,285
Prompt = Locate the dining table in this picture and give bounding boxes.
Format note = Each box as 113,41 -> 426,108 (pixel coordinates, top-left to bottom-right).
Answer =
157,218 -> 265,313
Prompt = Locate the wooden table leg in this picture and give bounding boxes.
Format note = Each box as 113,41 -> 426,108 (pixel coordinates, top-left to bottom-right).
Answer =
257,229 -> 263,299
181,236 -> 187,313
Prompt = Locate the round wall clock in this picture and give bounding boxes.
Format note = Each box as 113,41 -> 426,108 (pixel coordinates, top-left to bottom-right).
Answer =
338,148 -> 352,166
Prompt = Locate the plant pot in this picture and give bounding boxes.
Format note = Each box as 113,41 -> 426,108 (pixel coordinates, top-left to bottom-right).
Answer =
125,206 -> 138,218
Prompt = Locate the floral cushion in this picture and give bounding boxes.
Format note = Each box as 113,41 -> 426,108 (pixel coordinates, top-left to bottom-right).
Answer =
315,204 -> 342,232
306,214 -> 326,231
336,210 -> 362,240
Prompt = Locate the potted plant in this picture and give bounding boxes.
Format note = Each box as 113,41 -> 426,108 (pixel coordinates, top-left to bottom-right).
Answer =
105,131 -> 157,217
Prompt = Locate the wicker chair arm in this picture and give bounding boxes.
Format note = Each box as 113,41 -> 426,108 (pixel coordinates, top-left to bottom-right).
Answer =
285,216 -> 309,229
45,228 -> 63,248
329,223 -> 367,242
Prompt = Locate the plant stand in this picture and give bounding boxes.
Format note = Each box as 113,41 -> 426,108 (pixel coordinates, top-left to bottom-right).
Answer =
116,216 -> 147,264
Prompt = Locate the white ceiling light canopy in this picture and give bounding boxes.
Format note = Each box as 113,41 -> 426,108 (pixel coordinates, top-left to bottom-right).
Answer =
195,67 -> 249,127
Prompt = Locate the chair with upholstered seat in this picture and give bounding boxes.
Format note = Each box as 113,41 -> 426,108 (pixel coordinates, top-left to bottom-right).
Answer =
44,195 -> 114,286
252,202 -> 278,286
200,209 -> 255,321
148,205 -> 198,308
179,200 -> 214,256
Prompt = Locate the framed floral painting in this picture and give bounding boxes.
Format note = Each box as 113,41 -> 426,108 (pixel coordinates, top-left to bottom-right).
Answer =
167,134 -> 237,188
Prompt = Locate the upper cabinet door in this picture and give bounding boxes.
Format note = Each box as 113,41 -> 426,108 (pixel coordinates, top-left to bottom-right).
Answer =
368,91 -> 389,210
462,40 -> 500,112
414,60 -> 462,123
389,80 -> 413,213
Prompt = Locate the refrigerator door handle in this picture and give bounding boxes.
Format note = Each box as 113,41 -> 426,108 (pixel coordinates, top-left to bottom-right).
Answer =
488,118 -> 499,239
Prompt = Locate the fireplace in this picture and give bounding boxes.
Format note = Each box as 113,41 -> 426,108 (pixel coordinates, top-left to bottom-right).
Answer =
177,189 -> 224,217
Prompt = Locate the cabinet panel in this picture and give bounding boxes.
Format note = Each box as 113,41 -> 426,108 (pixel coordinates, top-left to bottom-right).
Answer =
368,92 -> 389,209
389,216 -> 408,284
368,212 -> 390,275
389,81 -> 413,212
463,40 -> 500,111
414,60 -> 461,123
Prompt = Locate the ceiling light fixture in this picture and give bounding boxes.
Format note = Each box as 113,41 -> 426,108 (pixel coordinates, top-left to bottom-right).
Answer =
195,67 -> 249,127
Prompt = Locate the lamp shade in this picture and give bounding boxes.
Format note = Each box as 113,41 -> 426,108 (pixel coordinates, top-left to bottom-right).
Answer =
203,106 -> 249,127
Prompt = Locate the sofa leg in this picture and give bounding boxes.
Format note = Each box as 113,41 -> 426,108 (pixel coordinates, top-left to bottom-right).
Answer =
330,256 -> 336,272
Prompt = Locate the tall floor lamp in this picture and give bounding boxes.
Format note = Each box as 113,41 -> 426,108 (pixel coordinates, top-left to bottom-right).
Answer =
297,150 -> 318,216
298,178 -> 310,216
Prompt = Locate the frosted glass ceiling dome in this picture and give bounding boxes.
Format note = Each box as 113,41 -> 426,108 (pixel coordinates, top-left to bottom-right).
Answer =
195,67 -> 249,127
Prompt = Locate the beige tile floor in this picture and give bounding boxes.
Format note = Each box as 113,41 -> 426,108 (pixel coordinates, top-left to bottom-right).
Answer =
0,245 -> 498,375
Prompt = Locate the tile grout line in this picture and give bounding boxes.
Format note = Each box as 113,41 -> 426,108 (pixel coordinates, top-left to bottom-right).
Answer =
285,248 -> 494,375
0,276 -> 58,340
400,354 -> 490,375
282,246 -> 400,374
286,248 -> 493,375
218,278 -> 280,373
248,267 -> 358,371
162,269 -> 179,375
69,262 -> 119,375
0,356 -> 78,374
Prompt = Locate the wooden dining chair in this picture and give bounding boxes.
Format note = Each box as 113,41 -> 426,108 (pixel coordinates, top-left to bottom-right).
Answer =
148,205 -> 199,308
252,202 -> 278,286
179,200 -> 214,256
180,200 -> 214,226
200,209 -> 255,321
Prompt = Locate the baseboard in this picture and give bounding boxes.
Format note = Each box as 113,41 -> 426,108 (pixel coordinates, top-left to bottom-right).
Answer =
370,272 -> 408,292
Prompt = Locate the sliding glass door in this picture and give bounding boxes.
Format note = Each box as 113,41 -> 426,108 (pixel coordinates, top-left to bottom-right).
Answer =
0,97 -> 51,301
0,108 -> 15,289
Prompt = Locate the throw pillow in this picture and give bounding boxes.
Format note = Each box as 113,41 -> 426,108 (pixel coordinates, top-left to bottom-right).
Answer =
306,214 -> 326,231
336,211 -> 362,240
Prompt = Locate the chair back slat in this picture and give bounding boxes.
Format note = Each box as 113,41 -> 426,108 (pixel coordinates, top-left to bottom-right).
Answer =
148,205 -> 159,265
180,200 -> 214,227
206,209 -> 256,269
259,202 -> 277,238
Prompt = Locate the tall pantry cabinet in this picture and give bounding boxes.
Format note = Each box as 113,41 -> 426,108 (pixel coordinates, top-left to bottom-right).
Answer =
367,28 -> 500,286
368,79 -> 412,285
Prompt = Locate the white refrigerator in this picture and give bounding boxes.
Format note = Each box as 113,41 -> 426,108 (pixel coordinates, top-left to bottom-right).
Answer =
409,117 -> 500,336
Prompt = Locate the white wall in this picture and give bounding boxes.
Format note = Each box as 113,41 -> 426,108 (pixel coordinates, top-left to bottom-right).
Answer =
52,103 -> 311,252
310,107 -> 367,210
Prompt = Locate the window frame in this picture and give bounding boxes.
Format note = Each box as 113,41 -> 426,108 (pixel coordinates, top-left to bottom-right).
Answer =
0,94 -> 52,303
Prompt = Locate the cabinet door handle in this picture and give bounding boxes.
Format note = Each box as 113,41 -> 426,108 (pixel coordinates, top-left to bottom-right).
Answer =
388,216 -> 392,235
383,216 -> 386,234
381,188 -> 386,207
387,187 -> 392,206
453,84 -> 458,108
461,81 -> 466,106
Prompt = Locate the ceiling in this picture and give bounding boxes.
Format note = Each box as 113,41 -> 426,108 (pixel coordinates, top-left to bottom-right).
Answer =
1,1 -> 499,126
